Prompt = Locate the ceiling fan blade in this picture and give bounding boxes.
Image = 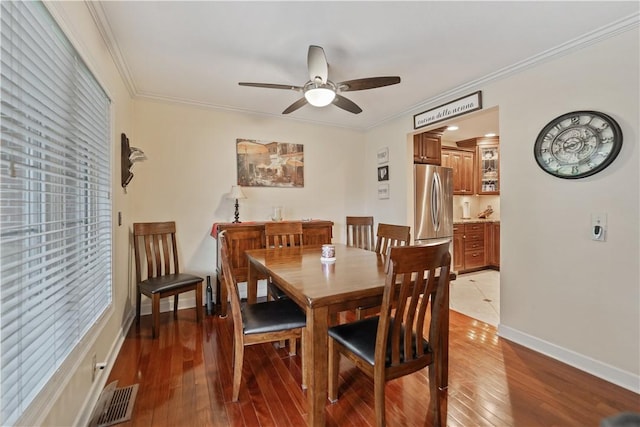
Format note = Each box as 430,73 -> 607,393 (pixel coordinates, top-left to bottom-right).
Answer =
282,98 -> 308,114
337,76 -> 401,92
308,45 -> 328,83
333,94 -> 362,114
239,82 -> 302,91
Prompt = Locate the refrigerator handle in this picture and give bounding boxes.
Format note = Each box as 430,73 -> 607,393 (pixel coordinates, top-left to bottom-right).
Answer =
431,171 -> 441,231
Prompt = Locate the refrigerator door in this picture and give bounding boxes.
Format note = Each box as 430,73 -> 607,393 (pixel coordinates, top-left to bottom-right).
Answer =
414,165 -> 453,241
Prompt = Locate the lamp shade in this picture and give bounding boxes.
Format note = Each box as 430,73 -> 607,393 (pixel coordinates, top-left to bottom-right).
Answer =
228,185 -> 247,200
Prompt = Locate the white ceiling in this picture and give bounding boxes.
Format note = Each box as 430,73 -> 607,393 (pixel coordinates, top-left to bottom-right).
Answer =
91,1 -> 638,135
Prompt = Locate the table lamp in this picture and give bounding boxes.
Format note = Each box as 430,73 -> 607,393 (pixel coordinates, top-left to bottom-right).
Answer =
228,185 -> 247,223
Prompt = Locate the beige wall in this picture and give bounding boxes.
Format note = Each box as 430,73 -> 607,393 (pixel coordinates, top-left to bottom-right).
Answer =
365,28 -> 639,391
32,4 -> 638,425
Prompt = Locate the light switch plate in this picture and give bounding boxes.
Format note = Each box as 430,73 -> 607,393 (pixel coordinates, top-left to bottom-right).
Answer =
591,213 -> 607,241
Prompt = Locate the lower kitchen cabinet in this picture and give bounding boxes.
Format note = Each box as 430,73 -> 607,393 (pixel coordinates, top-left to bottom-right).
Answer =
487,222 -> 500,268
453,221 -> 500,273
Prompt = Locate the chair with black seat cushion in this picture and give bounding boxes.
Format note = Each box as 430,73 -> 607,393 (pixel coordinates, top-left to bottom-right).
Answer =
264,221 -> 304,300
328,242 -> 451,427
346,216 -> 375,251
355,223 -> 411,319
219,230 -> 307,401
133,221 -> 203,338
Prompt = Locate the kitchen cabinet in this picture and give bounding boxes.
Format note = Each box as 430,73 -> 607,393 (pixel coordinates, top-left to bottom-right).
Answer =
487,222 -> 500,268
452,224 -> 465,272
441,147 -> 475,194
463,222 -> 486,271
413,129 -> 443,165
477,142 -> 500,194
453,221 -> 500,273
455,136 -> 500,195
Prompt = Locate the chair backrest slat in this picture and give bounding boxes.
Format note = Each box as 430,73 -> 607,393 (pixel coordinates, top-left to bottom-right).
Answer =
133,221 -> 180,282
265,222 -> 304,248
376,242 -> 451,368
374,223 -> 411,255
346,216 -> 375,251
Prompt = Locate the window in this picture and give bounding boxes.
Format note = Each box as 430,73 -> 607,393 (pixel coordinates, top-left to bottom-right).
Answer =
0,2 -> 112,425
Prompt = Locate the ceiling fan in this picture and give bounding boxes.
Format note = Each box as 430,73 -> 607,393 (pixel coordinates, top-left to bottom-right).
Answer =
239,45 -> 401,115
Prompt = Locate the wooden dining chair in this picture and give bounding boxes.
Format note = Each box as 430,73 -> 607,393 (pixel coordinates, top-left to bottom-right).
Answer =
328,242 -> 451,427
346,216 -> 375,251
264,221 -> 304,300
219,230 -> 307,401
355,222 -> 411,319
133,221 -> 203,338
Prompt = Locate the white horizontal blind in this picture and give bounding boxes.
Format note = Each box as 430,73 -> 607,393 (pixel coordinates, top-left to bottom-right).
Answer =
0,2 -> 112,425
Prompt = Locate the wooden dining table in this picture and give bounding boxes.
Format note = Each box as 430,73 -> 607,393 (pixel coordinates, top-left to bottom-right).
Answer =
245,243 -> 450,427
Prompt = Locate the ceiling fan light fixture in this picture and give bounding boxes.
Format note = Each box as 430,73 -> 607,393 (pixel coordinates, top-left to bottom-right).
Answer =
304,82 -> 336,107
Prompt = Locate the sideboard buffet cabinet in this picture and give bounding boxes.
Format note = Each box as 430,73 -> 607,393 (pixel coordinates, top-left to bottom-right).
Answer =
210,220 -> 334,316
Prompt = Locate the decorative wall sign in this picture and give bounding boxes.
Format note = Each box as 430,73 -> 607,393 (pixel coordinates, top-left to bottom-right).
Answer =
377,147 -> 389,164
378,183 -> 389,199
413,91 -> 482,129
378,165 -> 389,181
236,139 -> 304,187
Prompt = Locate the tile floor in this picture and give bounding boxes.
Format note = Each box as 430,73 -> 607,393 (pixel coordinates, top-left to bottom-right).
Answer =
450,269 -> 500,326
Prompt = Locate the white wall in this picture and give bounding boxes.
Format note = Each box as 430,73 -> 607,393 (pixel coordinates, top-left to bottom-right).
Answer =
366,28 -> 640,391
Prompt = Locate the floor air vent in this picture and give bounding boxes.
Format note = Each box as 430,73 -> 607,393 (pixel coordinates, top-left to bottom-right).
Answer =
89,381 -> 138,427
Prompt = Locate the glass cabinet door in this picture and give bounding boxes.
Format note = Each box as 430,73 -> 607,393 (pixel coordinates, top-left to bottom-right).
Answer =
477,144 -> 499,194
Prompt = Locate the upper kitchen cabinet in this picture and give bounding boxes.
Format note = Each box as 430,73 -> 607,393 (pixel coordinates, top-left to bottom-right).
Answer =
457,136 -> 500,195
413,128 -> 445,165
441,147 -> 475,195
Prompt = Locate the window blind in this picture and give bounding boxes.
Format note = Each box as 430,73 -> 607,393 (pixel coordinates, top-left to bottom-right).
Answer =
0,2 -> 112,425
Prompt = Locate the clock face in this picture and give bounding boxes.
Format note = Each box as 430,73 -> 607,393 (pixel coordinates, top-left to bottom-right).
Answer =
534,111 -> 622,179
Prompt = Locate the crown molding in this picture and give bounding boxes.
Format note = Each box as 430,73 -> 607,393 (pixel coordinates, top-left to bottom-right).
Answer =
86,1 -> 137,98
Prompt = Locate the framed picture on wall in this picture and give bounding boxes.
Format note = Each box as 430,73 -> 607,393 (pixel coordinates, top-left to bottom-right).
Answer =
377,147 -> 389,164
378,165 -> 389,181
378,183 -> 389,199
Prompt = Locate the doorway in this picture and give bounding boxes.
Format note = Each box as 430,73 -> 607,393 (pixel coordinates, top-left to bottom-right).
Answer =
425,107 -> 501,326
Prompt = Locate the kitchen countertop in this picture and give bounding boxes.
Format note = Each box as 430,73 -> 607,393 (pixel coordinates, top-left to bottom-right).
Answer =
454,218 -> 500,224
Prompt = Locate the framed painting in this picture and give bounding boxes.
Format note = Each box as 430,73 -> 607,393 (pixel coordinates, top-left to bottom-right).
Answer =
236,139 -> 304,187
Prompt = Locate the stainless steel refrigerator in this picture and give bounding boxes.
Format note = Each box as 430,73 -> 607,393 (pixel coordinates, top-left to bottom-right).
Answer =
414,164 -> 453,245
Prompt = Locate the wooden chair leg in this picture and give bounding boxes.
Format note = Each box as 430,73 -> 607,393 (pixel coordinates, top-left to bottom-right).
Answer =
173,294 -> 179,317
152,294 -> 161,338
374,376 -> 386,427
232,339 -> 245,402
195,285 -> 203,322
429,363 -> 443,427
288,338 -> 297,355
136,291 -> 142,323
328,339 -> 340,402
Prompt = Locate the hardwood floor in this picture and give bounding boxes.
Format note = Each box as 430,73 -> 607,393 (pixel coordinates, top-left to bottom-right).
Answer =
106,307 -> 639,426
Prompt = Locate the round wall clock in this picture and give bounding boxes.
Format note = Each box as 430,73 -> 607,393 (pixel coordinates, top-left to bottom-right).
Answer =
534,110 -> 623,179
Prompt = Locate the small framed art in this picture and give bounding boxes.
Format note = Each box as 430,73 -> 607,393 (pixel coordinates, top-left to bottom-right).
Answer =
378,165 -> 389,181
377,147 -> 389,164
378,183 -> 389,199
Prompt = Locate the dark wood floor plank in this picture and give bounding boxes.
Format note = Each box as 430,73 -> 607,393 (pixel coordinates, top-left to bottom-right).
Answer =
106,307 -> 640,427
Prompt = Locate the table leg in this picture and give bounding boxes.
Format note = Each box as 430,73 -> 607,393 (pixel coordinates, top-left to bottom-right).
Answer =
307,306 -> 329,427
247,261 -> 258,305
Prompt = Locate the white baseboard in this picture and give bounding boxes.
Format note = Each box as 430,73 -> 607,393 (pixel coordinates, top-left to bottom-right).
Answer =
498,324 -> 640,394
